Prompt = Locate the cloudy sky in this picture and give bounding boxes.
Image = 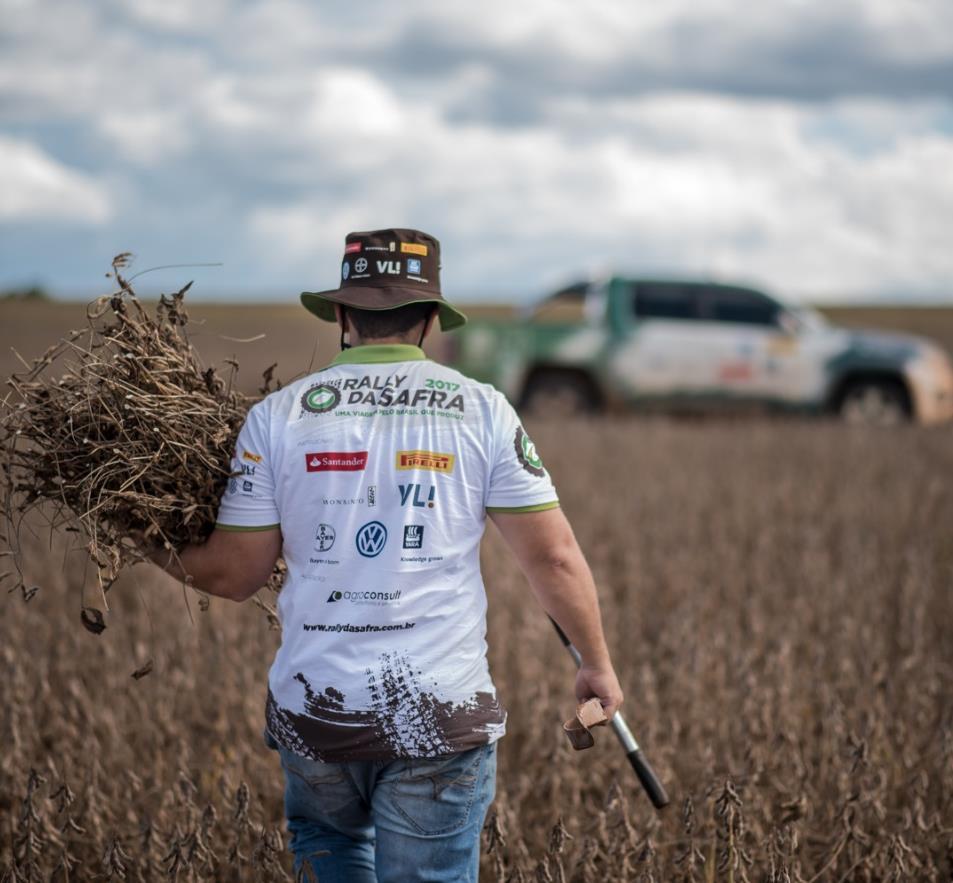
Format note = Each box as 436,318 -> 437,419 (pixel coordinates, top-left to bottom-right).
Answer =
2,0 -> 953,304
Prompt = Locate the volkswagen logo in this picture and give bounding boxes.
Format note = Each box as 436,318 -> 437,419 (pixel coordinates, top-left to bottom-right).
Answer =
356,521 -> 388,558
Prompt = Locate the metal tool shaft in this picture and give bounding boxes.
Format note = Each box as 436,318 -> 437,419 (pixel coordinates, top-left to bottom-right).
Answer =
549,617 -> 670,809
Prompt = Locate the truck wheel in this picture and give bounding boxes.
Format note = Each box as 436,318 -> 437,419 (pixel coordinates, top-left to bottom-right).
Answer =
837,379 -> 911,426
521,373 -> 598,416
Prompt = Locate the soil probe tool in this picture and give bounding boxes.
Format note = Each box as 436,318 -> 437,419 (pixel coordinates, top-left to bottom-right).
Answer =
550,617 -> 670,809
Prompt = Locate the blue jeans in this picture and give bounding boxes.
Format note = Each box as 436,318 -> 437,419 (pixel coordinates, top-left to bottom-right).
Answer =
271,738 -> 497,882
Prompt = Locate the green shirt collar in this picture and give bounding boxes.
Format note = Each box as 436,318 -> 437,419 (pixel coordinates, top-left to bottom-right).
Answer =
331,344 -> 428,366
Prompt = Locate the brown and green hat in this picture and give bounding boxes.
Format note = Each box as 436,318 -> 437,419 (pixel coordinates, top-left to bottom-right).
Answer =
300,228 -> 467,331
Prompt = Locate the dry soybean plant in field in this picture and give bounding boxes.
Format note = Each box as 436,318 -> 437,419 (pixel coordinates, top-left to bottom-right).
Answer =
3,301 -> 953,879
0,254 -> 281,631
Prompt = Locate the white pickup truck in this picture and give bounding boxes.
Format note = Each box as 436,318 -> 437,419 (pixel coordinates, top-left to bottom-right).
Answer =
453,278 -> 953,425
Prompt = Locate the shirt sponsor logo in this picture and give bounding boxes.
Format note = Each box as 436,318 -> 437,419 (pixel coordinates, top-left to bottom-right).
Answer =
305,451 -> 368,472
354,257 -> 368,273
396,450 -> 455,473
399,483 -> 435,509
227,478 -> 238,495
241,480 -> 254,493
344,242 -> 362,254
239,463 -> 255,476
356,521 -> 388,557
301,384 -> 341,415
242,450 -> 262,464
322,497 -> 365,506
400,242 -> 428,256
403,525 -> 424,549
407,258 -> 422,275
367,485 -> 377,507
515,426 -> 545,477
307,375 -> 465,416
326,589 -> 402,605
303,621 -> 416,633
314,523 -> 336,552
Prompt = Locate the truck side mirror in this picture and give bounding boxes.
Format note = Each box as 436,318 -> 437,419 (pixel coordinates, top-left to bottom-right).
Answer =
776,311 -> 801,335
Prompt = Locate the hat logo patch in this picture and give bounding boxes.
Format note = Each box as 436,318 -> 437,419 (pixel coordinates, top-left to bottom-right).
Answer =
354,257 -> 368,273
342,261 -> 349,280
377,260 -> 400,275
407,258 -> 421,275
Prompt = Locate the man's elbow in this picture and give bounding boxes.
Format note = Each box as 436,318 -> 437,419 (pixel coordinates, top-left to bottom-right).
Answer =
533,547 -> 576,575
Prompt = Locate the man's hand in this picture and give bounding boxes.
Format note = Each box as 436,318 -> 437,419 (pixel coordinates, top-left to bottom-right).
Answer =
576,664 -> 624,720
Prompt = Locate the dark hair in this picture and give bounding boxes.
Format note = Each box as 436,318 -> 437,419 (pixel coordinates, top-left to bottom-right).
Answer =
344,302 -> 435,340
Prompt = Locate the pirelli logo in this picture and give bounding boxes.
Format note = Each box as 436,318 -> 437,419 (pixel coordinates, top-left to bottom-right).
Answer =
396,450 -> 455,473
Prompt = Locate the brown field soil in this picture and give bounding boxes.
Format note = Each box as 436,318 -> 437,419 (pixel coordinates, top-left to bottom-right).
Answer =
3,419 -> 953,880
3,300 -> 953,397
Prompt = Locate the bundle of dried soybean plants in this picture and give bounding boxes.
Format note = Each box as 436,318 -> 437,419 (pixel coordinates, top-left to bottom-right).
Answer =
1,254 -> 281,622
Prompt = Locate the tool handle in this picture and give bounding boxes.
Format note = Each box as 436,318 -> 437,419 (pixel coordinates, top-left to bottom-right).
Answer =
626,749 -> 669,808
548,616 -> 669,811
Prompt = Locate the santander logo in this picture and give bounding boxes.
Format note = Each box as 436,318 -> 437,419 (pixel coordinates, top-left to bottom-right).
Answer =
305,451 -> 369,472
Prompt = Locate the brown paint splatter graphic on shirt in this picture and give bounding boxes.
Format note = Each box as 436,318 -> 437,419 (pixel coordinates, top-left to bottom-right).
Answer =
266,653 -> 504,762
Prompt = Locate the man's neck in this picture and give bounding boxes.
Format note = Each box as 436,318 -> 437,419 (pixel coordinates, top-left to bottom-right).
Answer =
350,336 -> 417,347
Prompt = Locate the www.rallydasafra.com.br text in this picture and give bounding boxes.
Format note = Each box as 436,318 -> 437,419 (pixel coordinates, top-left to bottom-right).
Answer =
302,621 -> 417,633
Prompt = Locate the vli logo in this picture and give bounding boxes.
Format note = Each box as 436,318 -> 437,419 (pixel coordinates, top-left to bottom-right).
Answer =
398,484 -> 435,508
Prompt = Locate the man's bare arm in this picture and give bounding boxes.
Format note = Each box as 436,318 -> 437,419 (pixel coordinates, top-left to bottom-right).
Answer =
150,527 -> 282,602
489,507 -> 623,718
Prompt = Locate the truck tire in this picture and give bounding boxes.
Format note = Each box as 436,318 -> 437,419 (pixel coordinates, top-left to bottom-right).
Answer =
521,372 -> 598,416
837,378 -> 911,426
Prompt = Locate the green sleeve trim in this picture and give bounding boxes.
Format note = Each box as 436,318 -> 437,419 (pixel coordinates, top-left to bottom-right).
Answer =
486,501 -> 560,514
216,523 -> 280,532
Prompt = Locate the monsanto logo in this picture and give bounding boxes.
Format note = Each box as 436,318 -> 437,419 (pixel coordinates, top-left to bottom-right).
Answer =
305,451 -> 368,472
356,521 -> 388,557
301,384 -> 341,414
515,426 -> 545,477
395,450 -> 455,473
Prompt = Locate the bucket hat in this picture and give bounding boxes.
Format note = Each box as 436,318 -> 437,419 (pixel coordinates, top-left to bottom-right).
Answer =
300,228 -> 467,331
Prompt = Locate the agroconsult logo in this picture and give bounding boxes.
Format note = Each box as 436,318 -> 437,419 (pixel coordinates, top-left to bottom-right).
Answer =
326,588 -> 401,605
300,383 -> 341,414
356,521 -> 388,557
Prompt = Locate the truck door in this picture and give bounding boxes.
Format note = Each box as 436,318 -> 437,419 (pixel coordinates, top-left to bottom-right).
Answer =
608,282 -> 713,399
697,286 -> 805,402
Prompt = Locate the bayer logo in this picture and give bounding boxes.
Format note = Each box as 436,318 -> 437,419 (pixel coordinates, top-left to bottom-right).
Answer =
355,257 -> 368,273
356,521 -> 387,557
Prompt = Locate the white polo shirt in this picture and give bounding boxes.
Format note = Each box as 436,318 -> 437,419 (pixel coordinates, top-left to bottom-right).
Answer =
216,344 -> 559,761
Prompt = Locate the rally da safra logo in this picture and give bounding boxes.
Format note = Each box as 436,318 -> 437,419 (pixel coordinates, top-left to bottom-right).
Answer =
515,426 -> 545,477
301,383 -> 341,414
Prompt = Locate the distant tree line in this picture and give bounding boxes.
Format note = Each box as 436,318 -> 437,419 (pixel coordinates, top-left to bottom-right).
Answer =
1,286 -> 49,301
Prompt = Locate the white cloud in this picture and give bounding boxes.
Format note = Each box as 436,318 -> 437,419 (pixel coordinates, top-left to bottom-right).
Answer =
3,0 -> 953,300
0,136 -> 113,224
97,108 -> 191,164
